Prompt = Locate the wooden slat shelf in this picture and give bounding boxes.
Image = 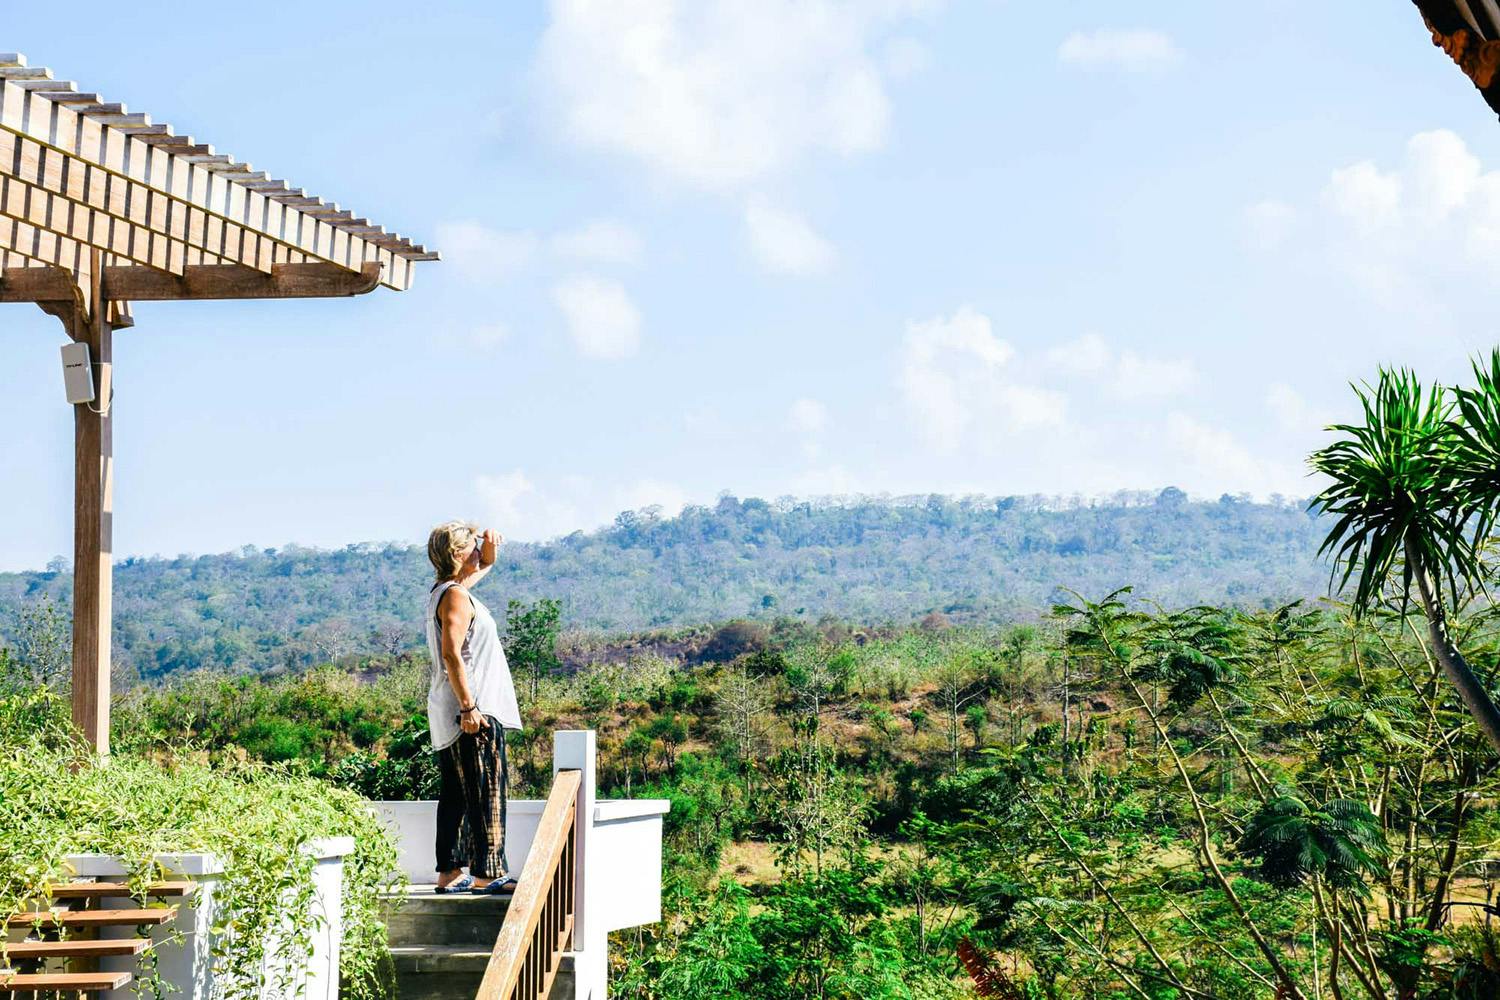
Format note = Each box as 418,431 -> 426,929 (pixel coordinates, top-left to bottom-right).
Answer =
47,881 -> 195,899
0,971 -> 133,992
1,938 -> 149,959
6,907 -> 176,928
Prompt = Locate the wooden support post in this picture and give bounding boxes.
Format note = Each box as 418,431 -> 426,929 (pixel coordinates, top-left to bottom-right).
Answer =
71,254 -> 112,755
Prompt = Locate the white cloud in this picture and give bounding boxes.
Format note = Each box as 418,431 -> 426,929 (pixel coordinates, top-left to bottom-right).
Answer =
1166,413 -> 1306,495
474,469 -> 689,540
1045,333 -> 1112,375
536,0 -> 933,188
1242,199 -> 1297,250
551,276 -> 643,359
474,471 -> 537,530
1265,382 -> 1336,433
787,398 -> 829,460
1270,128 -> 1500,306
1406,128 -> 1480,218
434,221 -> 538,284
788,398 -> 828,435
1045,334 -> 1196,398
898,306 -> 1066,452
744,198 -> 837,275
1114,352 -> 1197,399
1323,161 -> 1402,234
550,220 -> 644,264
1058,29 -> 1182,72
882,36 -> 931,79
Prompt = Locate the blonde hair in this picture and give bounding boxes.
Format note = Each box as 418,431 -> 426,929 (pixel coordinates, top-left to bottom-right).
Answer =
428,520 -> 479,581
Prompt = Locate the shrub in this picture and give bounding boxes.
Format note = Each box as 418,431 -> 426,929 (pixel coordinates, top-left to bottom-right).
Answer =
0,691 -> 404,1000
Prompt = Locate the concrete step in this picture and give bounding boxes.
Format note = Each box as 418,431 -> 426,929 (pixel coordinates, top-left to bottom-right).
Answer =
380,887 -> 512,948
391,944 -> 491,975
388,945 -> 575,1000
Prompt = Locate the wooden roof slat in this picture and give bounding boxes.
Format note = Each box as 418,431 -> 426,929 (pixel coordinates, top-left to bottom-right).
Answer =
0,133 -> 224,276
137,133 -> 196,147
0,55 -> 437,288
82,111 -> 147,127
40,91 -> 101,104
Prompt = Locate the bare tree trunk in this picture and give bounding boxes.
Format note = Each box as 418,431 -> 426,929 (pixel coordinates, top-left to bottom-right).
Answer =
1061,656 -> 1071,777
1410,543 -> 1500,753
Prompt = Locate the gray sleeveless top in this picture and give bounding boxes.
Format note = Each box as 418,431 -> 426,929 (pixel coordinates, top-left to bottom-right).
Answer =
425,580 -> 523,749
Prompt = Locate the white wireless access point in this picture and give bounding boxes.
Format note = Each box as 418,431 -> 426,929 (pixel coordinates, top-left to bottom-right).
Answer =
60,342 -> 95,404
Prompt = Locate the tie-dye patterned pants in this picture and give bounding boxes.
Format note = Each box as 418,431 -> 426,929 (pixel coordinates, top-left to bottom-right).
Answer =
435,715 -> 511,880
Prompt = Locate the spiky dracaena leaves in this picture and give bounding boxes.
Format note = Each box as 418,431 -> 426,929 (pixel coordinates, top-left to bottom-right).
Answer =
1309,367 -> 1479,617
1451,348 -> 1500,546
1238,788 -> 1387,893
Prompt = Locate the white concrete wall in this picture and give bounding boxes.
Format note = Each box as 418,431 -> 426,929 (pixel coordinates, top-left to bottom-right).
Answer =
370,799 -> 546,885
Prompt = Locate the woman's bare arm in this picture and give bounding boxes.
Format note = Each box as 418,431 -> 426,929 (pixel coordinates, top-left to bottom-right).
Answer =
454,529 -> 502,589
438,587 -> 480,732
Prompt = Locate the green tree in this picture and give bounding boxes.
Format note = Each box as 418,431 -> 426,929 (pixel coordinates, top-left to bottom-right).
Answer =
963,702 -> 988,752
1310,360 -> 1500,752
2,595 -> 71,693
505,597 -> 562,704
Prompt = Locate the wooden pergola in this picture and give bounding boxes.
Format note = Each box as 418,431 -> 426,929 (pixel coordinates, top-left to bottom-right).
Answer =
0,53 -> 437,754
1416,0 -> 1500,115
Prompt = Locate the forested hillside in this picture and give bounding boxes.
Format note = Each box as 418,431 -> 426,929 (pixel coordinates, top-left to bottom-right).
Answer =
0,489 -> 1330,679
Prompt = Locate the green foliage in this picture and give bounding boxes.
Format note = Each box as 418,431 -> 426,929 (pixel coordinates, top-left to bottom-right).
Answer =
1,594 -> 71,692
52,572 -> 1500,999
1450,348 -> 1500,543
0,692 -> 403,999
506,596 -> 562,702
1309,366 -> 1473,615
0,494 -> 1332,679
1238,789 -> 1387,891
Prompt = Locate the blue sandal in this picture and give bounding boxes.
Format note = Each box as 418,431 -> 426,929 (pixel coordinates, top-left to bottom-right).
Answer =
471,874 -> 518,894
435,874 -> 475,894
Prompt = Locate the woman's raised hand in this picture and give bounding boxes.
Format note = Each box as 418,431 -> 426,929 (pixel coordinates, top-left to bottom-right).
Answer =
479,528 -> 502,567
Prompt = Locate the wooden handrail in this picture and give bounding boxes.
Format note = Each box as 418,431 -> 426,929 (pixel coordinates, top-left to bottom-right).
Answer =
476,767 -> 582,1000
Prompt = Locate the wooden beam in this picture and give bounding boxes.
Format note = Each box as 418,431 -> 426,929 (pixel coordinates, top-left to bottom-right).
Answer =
102,261 -> 383,300
71,251 -> 111,756
0,265 -> 77,302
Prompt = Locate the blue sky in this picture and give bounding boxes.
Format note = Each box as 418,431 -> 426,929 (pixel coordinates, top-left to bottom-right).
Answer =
4,0 -> 1500,570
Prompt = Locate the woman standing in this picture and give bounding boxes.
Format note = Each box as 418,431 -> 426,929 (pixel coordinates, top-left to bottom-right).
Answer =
425,520 -> 524,894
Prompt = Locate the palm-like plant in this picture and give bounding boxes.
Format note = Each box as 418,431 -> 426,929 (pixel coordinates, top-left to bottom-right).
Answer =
1139,605 -> 1243,708
1238,788 -> 1387,892
1310,363 -> 1500,751
1452,349 -> 1500,541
